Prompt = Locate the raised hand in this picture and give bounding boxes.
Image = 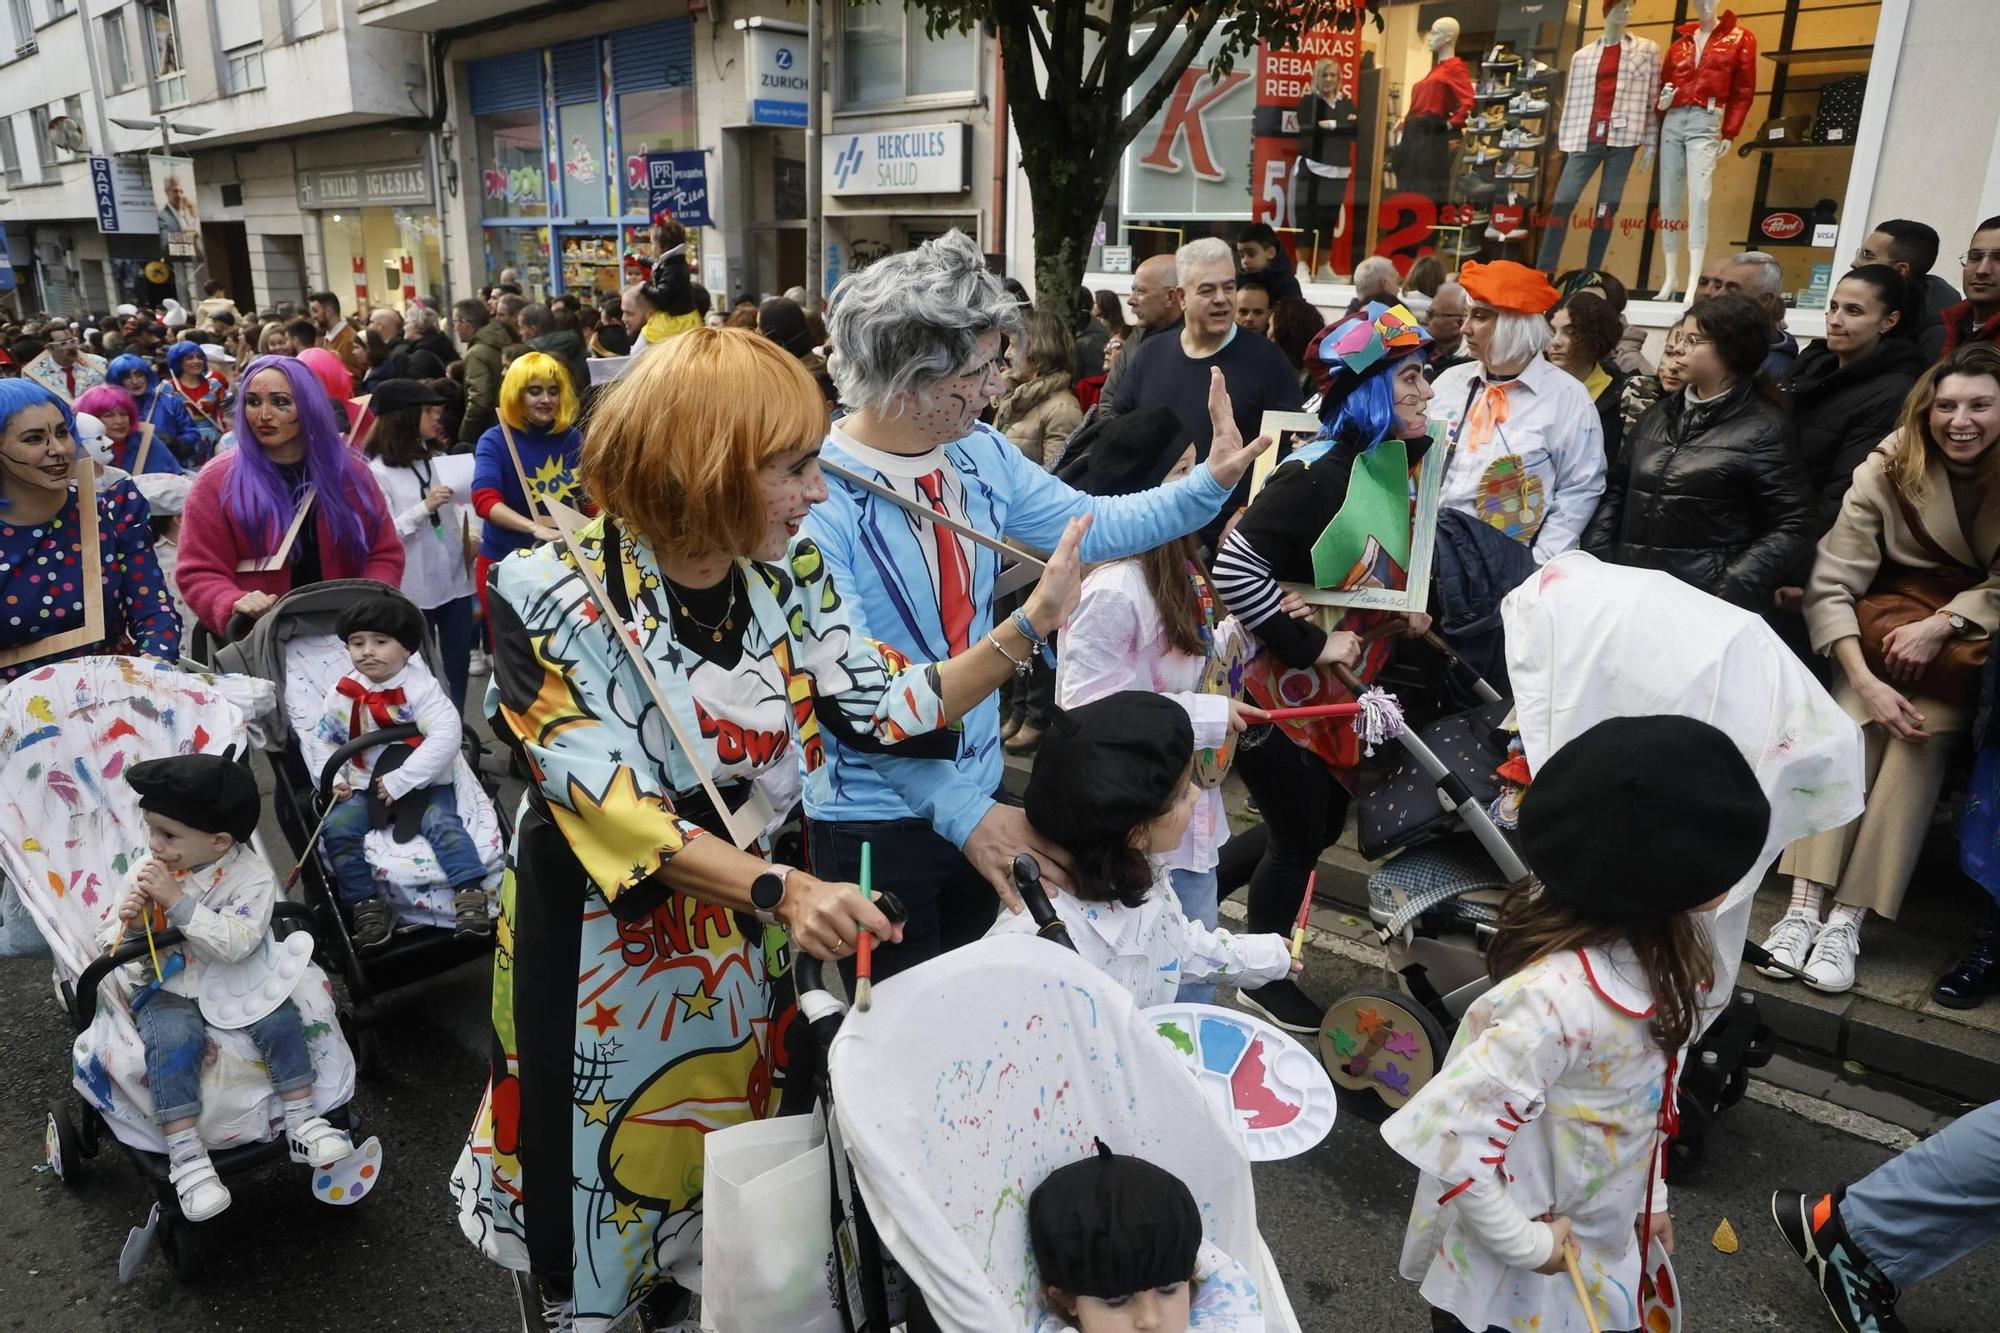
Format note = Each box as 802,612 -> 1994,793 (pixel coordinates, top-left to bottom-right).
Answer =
1201,368 -> 1275,490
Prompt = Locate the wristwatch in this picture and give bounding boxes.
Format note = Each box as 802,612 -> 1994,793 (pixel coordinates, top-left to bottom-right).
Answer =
1940,611 -> 1970,634
750,866 -> 794,925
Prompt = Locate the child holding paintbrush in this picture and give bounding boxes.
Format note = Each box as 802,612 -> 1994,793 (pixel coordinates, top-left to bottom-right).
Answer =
1382,716 -> 1771,1332
989,691 -> 1298,1006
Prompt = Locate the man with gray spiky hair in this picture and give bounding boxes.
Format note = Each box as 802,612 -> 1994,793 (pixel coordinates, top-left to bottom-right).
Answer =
804,230 -> 1271,979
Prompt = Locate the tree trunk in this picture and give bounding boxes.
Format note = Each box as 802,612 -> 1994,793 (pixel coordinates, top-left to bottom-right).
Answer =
1024,159 -> 1116,323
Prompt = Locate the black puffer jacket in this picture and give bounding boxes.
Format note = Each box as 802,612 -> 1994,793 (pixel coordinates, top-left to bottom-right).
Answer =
1779,336 -> 1926,538
1583,381 -> 1814,611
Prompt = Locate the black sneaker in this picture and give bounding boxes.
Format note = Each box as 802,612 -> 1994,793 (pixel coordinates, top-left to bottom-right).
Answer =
453,886 -> 493,939
350,899 -> 394,952
1236,978 -> 1324,1034
1770,1190 -> 1907,1332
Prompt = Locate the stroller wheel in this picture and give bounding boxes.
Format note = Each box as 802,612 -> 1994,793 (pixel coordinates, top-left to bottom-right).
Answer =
44,1104 -> 83,1187
158,1211 -> 204,1281
337,1006 -> 381,1081
1319,986 -> 1450,1124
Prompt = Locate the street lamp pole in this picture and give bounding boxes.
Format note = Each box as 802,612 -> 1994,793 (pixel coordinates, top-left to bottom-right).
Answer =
805,0 -> 823,313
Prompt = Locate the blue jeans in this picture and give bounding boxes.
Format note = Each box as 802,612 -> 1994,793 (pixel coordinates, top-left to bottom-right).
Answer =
1656,105 -> 1726,251
136,990 -> 313,1123
1842,1099 -> 2000,1288
424,595 -> 474,716
1535,144 -> 1638,273
1171,867 -> 1221,1004
322,782 -> 487,906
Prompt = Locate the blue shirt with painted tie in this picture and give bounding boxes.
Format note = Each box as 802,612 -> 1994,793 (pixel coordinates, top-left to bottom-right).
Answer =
802,421 -> 1231,847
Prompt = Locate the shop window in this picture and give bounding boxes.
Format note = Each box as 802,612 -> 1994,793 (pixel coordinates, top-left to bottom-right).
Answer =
615,87 -> 695,216
557,100 -> 609,218
483,226 -> 551,302
322,207 -> 446,316
476,110 -> 548,219
840,7 -> 976,107
1100,0 -> 1883,310
141,0 -> 185,106
101,8 -> 135,89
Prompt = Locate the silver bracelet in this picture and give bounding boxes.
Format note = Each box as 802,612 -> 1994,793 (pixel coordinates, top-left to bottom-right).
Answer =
986,632 -> 1033,678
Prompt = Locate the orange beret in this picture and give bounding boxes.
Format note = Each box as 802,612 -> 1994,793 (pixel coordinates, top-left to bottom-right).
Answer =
1459,260 -> 1562,315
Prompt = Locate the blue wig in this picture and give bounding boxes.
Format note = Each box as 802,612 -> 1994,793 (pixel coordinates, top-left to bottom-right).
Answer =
0,378 -> 78,510
1292,348 -> 1426,467
164,341 -> 208,379
107,353 -> 156,393
225,355 -> 380,567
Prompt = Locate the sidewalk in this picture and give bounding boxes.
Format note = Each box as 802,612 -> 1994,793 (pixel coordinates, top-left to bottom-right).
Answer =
1001,751 -> 2000,1110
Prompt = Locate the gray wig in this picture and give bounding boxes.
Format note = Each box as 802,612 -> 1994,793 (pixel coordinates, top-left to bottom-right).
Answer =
1483,308 -> 1553,369
828,229 -> 1022,414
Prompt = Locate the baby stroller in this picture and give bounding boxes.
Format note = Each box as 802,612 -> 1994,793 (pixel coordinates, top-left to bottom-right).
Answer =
1321,556 -> 1866,1164
0,657 -> 362,1278
211,580 -> 507,1074
718,863 -> 1299,1333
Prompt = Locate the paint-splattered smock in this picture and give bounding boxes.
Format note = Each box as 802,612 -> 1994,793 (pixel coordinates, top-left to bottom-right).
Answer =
0,479 -> 179,683
449,518 -> 948,1331
1382,944 -> 1676,1332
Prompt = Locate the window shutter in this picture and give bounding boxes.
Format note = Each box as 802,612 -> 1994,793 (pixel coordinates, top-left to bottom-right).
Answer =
609,20 -> 692,93
468,50 -> 544,117
550,39 -> 600,105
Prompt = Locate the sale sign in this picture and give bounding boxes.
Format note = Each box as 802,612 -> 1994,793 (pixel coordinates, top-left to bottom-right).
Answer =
1250,27 -> 1362,274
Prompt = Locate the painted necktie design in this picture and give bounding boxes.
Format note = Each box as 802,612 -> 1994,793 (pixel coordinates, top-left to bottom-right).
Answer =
914,469 -> 973,655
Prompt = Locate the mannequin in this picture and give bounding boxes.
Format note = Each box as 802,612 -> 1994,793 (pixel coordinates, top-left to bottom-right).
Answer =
1539,1 -> 1662,274
1653,0 -> 1758,298
1396,17 -> 1475,202
1295,59 -> 1359,281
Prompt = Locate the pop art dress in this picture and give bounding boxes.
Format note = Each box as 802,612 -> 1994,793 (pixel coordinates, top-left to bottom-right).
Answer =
449,519 -> 949,1330
1382,943 -> 1678,1333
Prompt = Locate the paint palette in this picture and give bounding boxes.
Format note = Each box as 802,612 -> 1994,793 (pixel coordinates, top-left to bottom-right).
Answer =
312,1135 -> 384,1206
1641,1233 -> 1681,1333
1142,1003 -> 1336,1161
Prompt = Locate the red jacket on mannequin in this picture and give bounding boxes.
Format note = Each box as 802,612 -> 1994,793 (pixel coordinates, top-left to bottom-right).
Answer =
1662,10 -> 1758,141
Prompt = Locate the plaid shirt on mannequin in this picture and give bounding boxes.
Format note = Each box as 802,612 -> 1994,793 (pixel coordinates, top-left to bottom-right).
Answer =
1556,34 -> 1662,152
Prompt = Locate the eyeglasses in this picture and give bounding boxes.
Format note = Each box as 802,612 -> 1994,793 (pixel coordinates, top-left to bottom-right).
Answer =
1964,250 -> 2000,268
49,339 -> 79,350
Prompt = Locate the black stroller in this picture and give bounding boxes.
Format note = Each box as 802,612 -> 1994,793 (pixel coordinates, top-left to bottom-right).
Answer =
207,580 -> 508,1074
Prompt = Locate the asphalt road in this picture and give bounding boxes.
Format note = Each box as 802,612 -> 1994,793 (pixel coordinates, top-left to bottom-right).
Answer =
4,944 -> 1999,1333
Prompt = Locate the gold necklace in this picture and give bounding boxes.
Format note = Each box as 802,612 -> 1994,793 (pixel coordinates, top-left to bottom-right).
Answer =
664,567 -> 738,643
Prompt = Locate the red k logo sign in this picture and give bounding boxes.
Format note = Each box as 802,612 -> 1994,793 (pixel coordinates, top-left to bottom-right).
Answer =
1140,67 -> 1252,181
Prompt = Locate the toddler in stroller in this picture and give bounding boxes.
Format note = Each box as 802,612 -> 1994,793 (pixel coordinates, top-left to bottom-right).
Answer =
989,691 -> 1298,1005
106,752 -> 355,1220
306,590 -> 493,947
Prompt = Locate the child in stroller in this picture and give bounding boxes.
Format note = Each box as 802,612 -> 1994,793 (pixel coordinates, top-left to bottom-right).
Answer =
990,691 -> 1298,1006
305,590 -> 492,946
106,752 -> 355,1220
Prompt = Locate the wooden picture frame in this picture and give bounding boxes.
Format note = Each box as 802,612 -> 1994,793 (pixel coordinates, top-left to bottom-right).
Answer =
345,395 -> 375,452
127,422 -> 157,476
235,486 -> 317,573
0,459 -> 105,669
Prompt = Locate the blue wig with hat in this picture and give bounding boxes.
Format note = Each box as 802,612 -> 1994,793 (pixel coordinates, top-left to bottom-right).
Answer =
1292,301 -> 1432,468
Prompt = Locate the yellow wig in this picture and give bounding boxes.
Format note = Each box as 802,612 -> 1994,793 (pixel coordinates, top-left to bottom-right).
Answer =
497,350 -> 580,433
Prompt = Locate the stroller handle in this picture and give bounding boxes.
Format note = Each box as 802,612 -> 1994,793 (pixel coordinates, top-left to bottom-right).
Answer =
317,723 -> 423,803
72,902 -> 317,1031
1011,854 -> 1076,951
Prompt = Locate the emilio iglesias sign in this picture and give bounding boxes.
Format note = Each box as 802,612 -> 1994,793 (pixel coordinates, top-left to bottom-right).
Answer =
823,122 -> 971,196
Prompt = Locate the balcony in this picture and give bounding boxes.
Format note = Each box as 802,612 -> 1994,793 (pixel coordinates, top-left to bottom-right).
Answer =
357,0 -> 544,33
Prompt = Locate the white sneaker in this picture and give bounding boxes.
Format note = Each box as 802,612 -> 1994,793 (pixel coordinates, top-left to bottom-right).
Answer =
169,1155 -> 232,1222
1803,916 -> 1861,993
1758,910 -> 1821,979
287,1115 -> 355,1168
468,649 -> 492,676
1508,93 -> 1549,116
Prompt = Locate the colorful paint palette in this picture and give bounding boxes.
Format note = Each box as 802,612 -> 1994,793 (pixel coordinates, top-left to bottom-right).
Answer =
1143,1003 -> 1336,1161
312,1135 -> 384,1206
1641,1232 -> 1681,1333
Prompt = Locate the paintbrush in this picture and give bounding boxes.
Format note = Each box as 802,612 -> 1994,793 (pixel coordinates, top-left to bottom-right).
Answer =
854,841 -> 875,1012
1290,869 -> 1317,964
1258,703 -> 1366,722
1562,1242 -> 1603,1333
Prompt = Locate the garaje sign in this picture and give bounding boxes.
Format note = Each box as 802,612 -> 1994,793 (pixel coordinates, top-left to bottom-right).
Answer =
823,123 -> 970,196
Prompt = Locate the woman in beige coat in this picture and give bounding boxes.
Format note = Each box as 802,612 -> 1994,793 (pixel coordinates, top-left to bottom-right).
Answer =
992,308 -> 1083,470
1765,344 -> 2000,993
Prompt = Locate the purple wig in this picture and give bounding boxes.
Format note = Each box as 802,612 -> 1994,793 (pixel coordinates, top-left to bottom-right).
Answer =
226,355 -> 380,566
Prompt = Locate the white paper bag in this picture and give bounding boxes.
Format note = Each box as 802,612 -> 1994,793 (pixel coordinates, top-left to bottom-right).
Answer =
699,1112 -> 842,1333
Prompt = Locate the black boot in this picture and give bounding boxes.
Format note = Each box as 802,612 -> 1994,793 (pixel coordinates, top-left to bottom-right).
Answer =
1933,899 -> 2000,1009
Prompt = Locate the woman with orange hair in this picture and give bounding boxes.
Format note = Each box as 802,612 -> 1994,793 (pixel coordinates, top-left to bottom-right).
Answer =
448,328 -> 1085,1330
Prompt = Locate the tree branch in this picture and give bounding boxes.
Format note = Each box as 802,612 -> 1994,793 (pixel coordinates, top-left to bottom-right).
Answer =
1114,0 -> 1230,145
1085,0 -> 1136,93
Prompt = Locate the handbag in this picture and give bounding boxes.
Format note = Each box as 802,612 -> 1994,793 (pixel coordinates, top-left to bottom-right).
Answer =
1854,487 -> 1990,705
699,1112 -> 843,1332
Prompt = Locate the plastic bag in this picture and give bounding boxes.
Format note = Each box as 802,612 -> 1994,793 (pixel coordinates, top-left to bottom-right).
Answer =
699,1112 -> 842,1333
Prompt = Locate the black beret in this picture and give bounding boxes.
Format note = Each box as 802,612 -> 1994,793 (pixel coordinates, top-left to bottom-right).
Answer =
1520,715 -> 1771,917
1025,693 -> 1193,850
368,377 -> 446,414
128,752 -> 260,842
335,591 -> 427,654
1055,405 -> 1191,498
1029,1140 -> 1202,1299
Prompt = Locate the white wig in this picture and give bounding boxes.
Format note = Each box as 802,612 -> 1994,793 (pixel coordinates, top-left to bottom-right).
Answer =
1483,308 -> 1553,369
826,229 -> 1021,414
1176,236 -> 1236,290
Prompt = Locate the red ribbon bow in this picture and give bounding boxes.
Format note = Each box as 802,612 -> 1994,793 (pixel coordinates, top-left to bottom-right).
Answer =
336,677 -> 408,768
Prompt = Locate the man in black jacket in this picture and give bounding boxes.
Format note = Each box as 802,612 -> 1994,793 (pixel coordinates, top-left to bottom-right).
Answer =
1854,219 -> 1959,363
519,303 -> 591,400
